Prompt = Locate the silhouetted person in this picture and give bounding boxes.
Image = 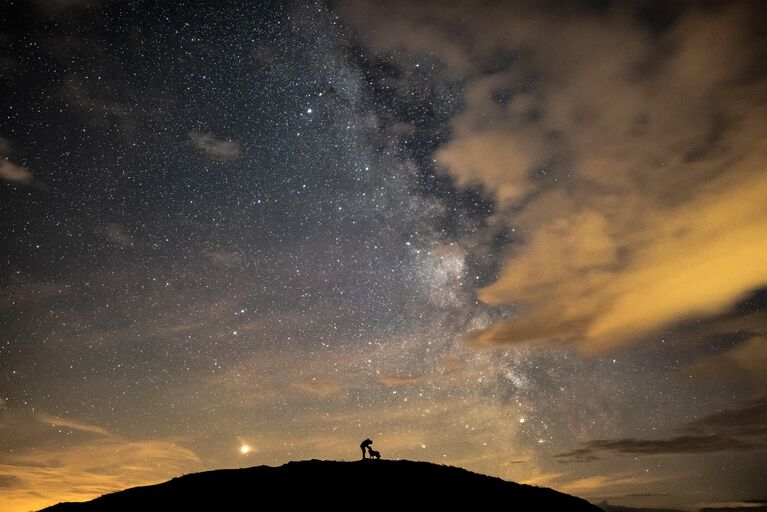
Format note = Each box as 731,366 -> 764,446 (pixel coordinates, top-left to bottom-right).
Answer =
367,446 -> 381,459
360,438 -> 372,460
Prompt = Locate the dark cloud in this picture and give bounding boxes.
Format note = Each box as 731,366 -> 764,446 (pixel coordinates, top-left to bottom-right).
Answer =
557,448 -> 602,464
685,398 -> 767,439
559,398 -> 767,461
700,502 -> 767,512
599,503 -> 685,512
560,434 -> 757,460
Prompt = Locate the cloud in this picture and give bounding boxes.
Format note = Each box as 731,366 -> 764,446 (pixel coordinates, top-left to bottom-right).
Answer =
379,373 -> 423,386
0,410 -> 200,512
378,355 -> 465,387
292,378 -> 343,397
345,1 -> 767,353
202,248 -> 243,267
0,279 -> 68,309
684,397 -> 767,439
687,336 -> 767,392
434,72 -> 547,204
559,473 -> 667,495
0,474 -> 22,488
596,502 -> 767,512
104,223 -> 133,246
188,131 -> 241,160
599,503 -> 686,512
557,448 -> 601,464
340,1 -> 472,77
519,471 -> 564,487
698,501 -> 767,512
558,397 -> 767,462
36,412 -> 110,436
0,139 -> 32,184
0,438 -> 200,512
559,435 -> 757,461
0,160 -> 32,184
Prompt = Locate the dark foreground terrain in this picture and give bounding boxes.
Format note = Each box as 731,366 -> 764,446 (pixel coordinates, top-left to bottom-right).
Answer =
42,459 -> 603,511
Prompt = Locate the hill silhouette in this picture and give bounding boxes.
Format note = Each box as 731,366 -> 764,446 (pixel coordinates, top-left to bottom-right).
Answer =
41,459 -> 603,511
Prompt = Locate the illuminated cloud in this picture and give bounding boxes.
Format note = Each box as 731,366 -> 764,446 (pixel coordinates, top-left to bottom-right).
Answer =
0,160 -> 32,185
36,412 -> 110,436
0,411 -> 200,512
346,1 -> 767,352
434,73 -> 545,204
558,472 -> 667,496
0,140 -> 32,185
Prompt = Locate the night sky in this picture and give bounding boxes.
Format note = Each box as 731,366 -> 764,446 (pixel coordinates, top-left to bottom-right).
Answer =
2,1 -> 766,510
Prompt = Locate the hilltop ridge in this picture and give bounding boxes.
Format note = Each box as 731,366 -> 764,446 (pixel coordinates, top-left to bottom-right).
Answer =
42,459 -> 603,511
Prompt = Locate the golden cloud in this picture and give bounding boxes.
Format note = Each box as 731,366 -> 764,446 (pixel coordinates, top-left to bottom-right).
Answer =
345,1 -> 767,352
0,413 -> 200,512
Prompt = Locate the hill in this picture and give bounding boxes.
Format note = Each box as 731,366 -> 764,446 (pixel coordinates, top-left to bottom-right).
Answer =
41,459 -> 603,511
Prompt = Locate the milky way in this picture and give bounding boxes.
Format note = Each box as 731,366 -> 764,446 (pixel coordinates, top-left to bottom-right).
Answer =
1,1 -> 766,511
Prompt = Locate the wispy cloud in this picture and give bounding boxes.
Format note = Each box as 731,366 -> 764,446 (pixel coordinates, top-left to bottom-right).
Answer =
0,411 -> 200,512
36,412 -> 110,436
558,397 -> 767,462
0,139 -> 33,185
378,373 -> 423,386
687,336 -> 767,393
188,131 -> 241,160
292,378 -> 343,397
559,473 -> 667,495
104,223 -> 133,246
202,248 -> 243,267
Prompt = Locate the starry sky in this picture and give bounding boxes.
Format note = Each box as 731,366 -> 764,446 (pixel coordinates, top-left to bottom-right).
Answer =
1,1 -> 766,510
